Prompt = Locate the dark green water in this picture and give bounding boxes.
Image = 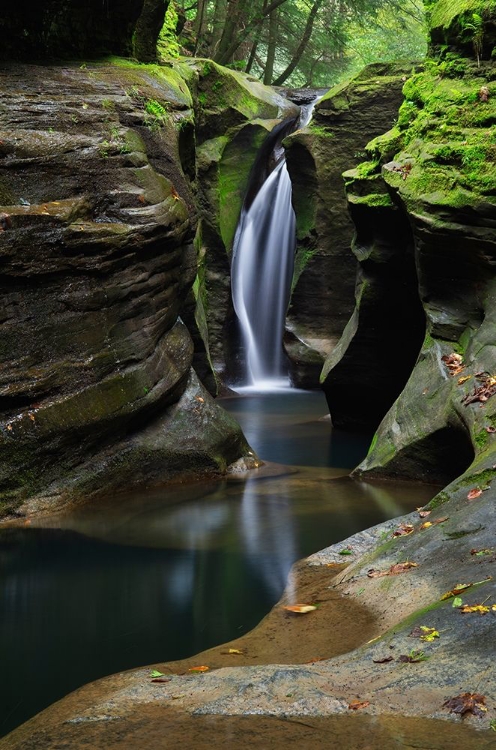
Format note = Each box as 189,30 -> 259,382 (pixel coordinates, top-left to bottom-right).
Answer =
0,391 -> 436,737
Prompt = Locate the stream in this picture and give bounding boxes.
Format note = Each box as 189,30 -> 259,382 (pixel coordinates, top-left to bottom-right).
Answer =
0,389 -> 437,738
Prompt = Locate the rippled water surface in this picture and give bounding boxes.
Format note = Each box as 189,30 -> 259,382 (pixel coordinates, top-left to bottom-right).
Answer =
0,390 -> 437,737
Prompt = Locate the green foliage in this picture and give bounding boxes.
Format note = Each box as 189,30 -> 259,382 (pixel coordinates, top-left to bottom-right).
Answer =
157,2 -> 181,59
145,98 -> 168,120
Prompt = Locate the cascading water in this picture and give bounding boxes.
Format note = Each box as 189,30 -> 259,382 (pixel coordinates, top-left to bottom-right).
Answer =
231,99 -> 318,390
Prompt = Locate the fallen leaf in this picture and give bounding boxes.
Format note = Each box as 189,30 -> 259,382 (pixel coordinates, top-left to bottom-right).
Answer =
420,516 -> 448,530
452,597 -> 463,607
486,426 -> 496,433
367,561 -> 418,578
460,604 -> 490,614
151,678 -> 171,683
348,700 -> 370,710
410,626 -> 439,642
283,604 -> 317,614
28,413 -> 35,422
389,561 -> 418,575
417,508 -> 431,518
467,488 -> 482,500
188,665 -> 209,673
372,656 -> 394,663
393,524 -> 414,537
305,656 -> 326,663
440,578 -> 492,600
443,692 -> 487,717
442,353 -> 464,376
458,375 -> 472,385
463,373 -> 496,406
470,548 -> 492,556
479,86 -> 489,102
221,648 -> 244,655
149,670 -> 165,678
398,650 -> 428,663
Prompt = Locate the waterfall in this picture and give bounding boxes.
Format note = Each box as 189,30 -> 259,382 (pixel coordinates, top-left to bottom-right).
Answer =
231,98 -> 318,391
231,158 -> 296,389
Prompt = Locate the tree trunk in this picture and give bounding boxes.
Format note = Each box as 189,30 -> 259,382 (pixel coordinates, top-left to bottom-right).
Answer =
271,0 -> 323,85
209,0 -> 228,57
214,0 -> 289,66
263,9 -> 278,84
132,0 -> 168,62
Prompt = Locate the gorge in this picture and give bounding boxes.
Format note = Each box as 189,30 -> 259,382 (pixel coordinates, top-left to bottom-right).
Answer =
1,0 -> 496,746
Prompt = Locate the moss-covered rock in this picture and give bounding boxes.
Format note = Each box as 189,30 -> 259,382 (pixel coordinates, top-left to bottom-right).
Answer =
428,0 -> 496,60
189,62 -> 298,381
325,42 -> 496,490
284,63 -> 421,388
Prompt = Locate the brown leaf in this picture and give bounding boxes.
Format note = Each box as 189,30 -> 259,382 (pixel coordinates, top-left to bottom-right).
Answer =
479,86 -> 489,102
467,488 -> 482,500
389,561 -> 418,575
417,508 -> 431,519
462,373 -> 496,406
398,650 -> 428,663
372,656 -> 394,663
393,524 -> 414,537
486,426 -> 496,433
367,561 -> 418,578
443,692 -> 487,717
348,700 -> 370,710
442,353 -> 464,376
151,678 -> 171,683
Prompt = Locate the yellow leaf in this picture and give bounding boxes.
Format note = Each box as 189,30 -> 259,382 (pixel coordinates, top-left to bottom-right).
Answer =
283,604 -> 317,614
460,604 -> 490,614
420,521 -> 432,530
458,375 -> 472,385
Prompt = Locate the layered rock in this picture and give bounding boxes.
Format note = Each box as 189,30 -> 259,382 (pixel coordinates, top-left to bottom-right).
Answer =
0,60 -> 259,517
283,62 -> 419,388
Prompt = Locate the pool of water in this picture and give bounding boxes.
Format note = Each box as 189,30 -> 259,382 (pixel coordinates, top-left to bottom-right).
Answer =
0,390 -> 437,737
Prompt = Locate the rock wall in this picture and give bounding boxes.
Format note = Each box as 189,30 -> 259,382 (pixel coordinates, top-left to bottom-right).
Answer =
0,59 -> 291,517
284,63 -> 418,388
324,1 -> 496,493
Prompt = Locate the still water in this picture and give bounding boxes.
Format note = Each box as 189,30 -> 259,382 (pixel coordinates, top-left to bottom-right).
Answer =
0,390 -> 436,737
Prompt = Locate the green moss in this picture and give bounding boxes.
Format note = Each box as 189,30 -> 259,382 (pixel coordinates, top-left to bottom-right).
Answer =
426,490 -> 451,509
349,192 -> 394,208
308,124 -> 334,138
429,0 -> 493,33
292,246 -> 317,290
456,467 -> 496,488
474,428 -> 489,449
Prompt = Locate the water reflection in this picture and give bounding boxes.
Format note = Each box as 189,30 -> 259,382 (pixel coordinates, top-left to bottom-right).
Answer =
0,391 -> 438,737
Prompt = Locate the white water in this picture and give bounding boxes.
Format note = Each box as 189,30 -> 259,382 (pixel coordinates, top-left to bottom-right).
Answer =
231,98 -> 319,392
231,159 -> 296,389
